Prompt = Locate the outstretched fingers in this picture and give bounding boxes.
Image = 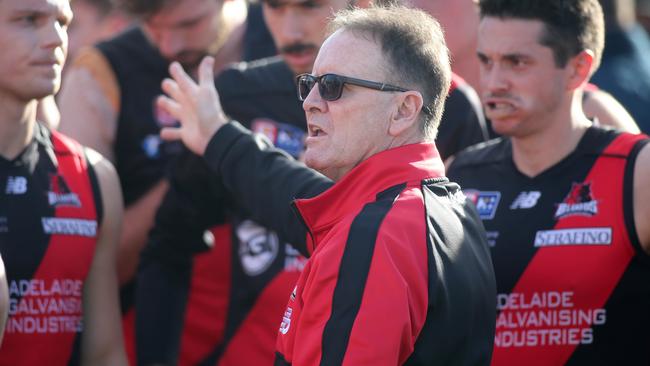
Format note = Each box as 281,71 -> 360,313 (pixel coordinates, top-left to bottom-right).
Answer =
161,78 -> 188,110
157,56 -> 226,155
198,57 -> 215,91
157,95 -> 183,141
169,61 -> 198,98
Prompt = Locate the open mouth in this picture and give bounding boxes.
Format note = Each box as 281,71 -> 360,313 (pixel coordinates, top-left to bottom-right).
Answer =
308,124 -> 325,137
486,101 -> 513,111
485,100 -> 517,118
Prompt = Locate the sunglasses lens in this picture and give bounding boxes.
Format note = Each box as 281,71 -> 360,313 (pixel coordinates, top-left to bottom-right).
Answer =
298,75 -> 316,101
319,74 -> 343,101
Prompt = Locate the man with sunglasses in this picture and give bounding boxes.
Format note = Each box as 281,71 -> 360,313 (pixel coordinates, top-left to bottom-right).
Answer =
157,5 -> 496,365
135,0 -> 368,364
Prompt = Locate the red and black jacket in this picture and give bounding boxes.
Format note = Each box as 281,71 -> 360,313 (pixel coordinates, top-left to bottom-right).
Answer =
203,123 -> 497,365
0,124 -> 102,365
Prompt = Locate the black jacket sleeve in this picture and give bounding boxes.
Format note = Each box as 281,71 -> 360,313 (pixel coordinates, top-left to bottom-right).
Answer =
204,122 -> 333,256
136,149 -> 228,365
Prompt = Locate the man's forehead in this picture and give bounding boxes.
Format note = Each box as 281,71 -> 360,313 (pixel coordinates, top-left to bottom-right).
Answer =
315,30 -> 385,76
478,17 -> 545,50
146,0 -> 218,25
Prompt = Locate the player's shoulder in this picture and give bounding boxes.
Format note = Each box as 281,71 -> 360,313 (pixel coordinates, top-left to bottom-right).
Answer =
216,56 -> 294,97
95,26 -> 148,55
450,138 -> 510,171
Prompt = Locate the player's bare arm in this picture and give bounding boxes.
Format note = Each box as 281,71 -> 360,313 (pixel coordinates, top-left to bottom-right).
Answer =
80,148 -> 128,366
634,143 -> 650,255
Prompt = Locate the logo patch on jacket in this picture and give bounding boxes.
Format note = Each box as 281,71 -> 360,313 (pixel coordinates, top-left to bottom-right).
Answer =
48,174 -> 81,208
236,220 -> 280,276
279,306 -> 293,335
465,190 -> 501,220
554,182 -> 598,219
252,119 -> 306,159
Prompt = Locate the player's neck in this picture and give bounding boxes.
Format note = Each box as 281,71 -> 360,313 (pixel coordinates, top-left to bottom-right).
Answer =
0,97 -> 37,160
511,95 -> 592,177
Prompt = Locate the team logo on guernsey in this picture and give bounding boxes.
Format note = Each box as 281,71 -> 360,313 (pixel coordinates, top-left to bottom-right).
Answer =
236,220 -> 280,276
554,182 -> 598,219
464,190 -> 501,220
47,174 -> 81,208
251,118 -> 306,159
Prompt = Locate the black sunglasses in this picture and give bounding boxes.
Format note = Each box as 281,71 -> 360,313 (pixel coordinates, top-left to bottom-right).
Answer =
296,73 -> 409,102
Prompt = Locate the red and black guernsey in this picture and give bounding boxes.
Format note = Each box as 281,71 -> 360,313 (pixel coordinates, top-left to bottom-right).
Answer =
0,123 -> 102,365
95,5 -> 276,362
136,57 -> 309,366
448,126 -> 650,365
274,143 -> 496,365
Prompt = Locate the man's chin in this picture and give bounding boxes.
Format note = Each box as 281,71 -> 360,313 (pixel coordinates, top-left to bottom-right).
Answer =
283,54 -> 316,75
22,84 -> 59,102
304,155 -> 341,181
169,53 -> 207,72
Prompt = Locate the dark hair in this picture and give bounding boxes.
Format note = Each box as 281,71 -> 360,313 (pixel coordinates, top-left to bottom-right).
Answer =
111,0 -> 174,18
478,0 -> 605,71
327,6 -> 451,138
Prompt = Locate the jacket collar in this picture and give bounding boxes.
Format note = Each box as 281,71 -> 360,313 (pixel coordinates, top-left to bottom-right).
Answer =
294,142 -> 445,240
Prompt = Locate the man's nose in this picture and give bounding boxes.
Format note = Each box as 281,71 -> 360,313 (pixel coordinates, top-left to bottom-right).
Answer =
482,65 -> 510,94
303,82 -> 326,114
281,10 -> 306,44
158,31 -> 184,59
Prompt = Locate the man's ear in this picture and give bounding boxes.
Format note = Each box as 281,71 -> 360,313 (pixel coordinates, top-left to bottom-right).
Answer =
566,50 -> 595,90
389,91 -> 423,137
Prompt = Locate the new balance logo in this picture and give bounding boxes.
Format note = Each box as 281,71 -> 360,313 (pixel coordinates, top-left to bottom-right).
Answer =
510,191 -> 541,209
5,176 -> 27,195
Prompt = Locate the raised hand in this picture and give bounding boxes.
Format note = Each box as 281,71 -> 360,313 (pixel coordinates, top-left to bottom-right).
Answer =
158,56 -> 229,155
